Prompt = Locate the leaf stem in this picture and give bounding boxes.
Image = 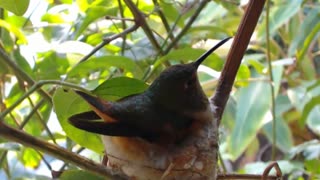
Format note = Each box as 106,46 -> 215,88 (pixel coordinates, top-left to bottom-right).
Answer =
266,0 -> 277,161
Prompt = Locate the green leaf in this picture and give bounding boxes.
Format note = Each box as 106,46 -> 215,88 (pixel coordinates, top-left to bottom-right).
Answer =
0,0 -> 29,16
20,148 -> 41,168
228,66 -> 283,160
306,80 -> 320,92
221,97 -> 237,130
75,6 -> 117,38
67,56 -> 143,78
93,77 -> 148,101
1,27 -> 15,52
229,80 -> 271,159
160,1 -> 184,28
257,0 -> 303,40
289,140 -> 320,160
288,7 -> 320,56
301,95 -> 320,126
13,49 -> 33,78
235,64 -> 250,86
0,19 -> 27,44
34,52 -> 69,80
41,13 -> 66,23
60,170 -> 105,180
53,88 -> 104,154
305,159 -> 320,174
263,117 -> 293,152
296,22 -> 320,62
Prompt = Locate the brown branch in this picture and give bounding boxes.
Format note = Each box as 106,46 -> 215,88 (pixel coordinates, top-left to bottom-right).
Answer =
0,121 -> 127,179
78,24 -> 139,64
0,48 -> 51,102
210,0 -> 267,126
123,0 -> 163,54
217,174 -> 278,180
163,0 -> 210,54
152,0 -> 175,42
77,0 -> 162,64
262,162 -> 282,180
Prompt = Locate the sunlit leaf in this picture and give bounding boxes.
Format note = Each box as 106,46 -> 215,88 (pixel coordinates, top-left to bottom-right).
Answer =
56,41 -> 94,55
75,6 -> 117,38
53,88 -> 104,154
34,51 -> 69,80
235,64 -> 250,86
20,148 -> 42,168
42,14 -> 66,23
0,0 -> 29,16
67,56 -> 143,78
305,159 -> 320,174
0,19 -> 27,44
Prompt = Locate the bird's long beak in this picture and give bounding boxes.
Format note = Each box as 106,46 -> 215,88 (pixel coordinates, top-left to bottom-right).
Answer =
193,37 -> 232,68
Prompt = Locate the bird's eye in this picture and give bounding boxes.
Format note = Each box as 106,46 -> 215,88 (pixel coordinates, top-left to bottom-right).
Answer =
184,79 -> 194,89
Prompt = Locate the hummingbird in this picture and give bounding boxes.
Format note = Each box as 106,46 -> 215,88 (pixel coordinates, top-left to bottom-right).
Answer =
69,37 -> 231,145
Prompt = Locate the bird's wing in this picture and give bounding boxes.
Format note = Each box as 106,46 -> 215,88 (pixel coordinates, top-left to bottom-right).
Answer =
68,91 -> 154,137
68,111 -> 142,136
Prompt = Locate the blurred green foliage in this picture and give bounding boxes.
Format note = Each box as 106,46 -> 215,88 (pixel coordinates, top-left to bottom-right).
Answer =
0,0 -> 320,179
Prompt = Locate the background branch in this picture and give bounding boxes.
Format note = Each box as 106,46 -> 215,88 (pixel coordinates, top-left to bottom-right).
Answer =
0,48 -> 51,101
0,121 -> 126,179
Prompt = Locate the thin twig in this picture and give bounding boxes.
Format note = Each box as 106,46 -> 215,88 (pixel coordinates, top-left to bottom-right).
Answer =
163,0 -> 210,54
152,0 -> 175,42
0,121 -> 126,179
58,147 -> 85,172
123,0 -> 163,54
143,1 -> 208,81
105,15 -> 134,21
117,0 -> 128,55
0,48 -> 51,102
217,174 -> 278,180
262,162 -> 282,180
0,80 -> 88,120
77,24 -> 139,64
25,98 -> 57,144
